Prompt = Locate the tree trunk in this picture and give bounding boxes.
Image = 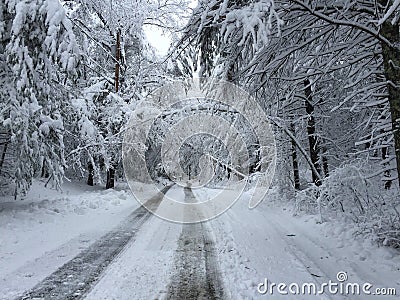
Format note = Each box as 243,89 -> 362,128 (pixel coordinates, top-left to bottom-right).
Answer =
290,122 -> 300,190
87,163 -> 94,186
304,79 -> 322,186
106,167 -> 115,189
114,29 -> 121,93
41,161 -> 49,178
0,141 -> 8,176
380,16 -> 400,188
106,29 -> 122,190
321,146 -> 329,178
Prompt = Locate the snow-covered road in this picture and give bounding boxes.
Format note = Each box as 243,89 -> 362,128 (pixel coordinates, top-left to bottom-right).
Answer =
1,184 -> 399,299
15,185 -> 172,300
165,188 -> 224,299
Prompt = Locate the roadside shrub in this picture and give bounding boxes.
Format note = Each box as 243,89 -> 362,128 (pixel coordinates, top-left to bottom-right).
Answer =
294,161 -> 400,248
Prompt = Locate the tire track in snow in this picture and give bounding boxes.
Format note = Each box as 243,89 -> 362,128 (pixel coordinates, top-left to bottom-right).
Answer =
165,188 -> 224,300
15,185 -> 172,300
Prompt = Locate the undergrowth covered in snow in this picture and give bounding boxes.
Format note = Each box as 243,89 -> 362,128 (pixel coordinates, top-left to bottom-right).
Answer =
293,161 -> 400,248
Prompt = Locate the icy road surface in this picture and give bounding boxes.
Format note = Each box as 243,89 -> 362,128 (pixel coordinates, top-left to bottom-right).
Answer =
1,184 -> 399,299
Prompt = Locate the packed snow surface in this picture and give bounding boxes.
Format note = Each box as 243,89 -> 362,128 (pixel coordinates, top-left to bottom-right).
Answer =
0,182 -> 399,299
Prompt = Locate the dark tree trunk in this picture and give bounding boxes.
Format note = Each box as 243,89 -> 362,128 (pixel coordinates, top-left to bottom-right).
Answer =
87,163 -> 94,186
0,141 -> 8,176
380,14 -> 400,188
322,146 -> 329,178
290,122 -> 300,190
304,79 -> 322,186
106,167 -> 115,189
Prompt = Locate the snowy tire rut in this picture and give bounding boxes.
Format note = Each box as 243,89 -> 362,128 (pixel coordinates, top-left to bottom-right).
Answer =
15,185 -> 172,300
165,188 -> 224,300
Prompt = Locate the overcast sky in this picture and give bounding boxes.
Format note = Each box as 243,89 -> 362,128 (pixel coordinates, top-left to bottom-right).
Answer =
144,0 -> 198,55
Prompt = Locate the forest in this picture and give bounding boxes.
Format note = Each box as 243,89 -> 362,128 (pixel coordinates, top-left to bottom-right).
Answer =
1,0 -> 400,247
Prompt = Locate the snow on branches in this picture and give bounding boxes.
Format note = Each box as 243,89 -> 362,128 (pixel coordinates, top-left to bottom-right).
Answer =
1,0 -> 79,195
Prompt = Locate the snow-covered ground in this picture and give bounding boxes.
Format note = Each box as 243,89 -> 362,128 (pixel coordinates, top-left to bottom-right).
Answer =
0,179 -> 139,299
0,182 -> 399,299
195,187 -> 400,299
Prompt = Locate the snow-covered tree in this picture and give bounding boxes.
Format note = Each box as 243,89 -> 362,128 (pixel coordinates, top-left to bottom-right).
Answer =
64,0 -> 189,188
175,0 -> 400,247
178,0 -> 400,189
0,0 -> 79,195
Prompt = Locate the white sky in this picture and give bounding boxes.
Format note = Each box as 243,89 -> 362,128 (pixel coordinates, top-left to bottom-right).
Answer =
144,26 -> 172,55
144,0 -> 198,56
